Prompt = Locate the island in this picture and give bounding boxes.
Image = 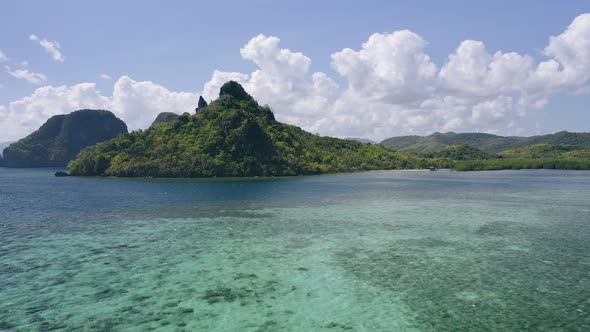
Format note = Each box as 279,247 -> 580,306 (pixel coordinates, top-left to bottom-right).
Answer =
3,86 -> 588,175
1,110 -> 127,168
68,82 -> 417,177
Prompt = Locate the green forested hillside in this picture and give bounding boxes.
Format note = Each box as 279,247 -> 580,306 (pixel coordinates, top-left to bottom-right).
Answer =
454,143 -> 590,170
381,131 -> 590,157
380,132 -> 522,154
499,144 -> 575,159
453,159 -> 590,171
1,110 -> 127,168
379,131 -> 590,171
377,135 -> 422,151
69,82 -> 415,177
562,149 -> 590,159
513,131 -> 590,148
345,137 -> 378,144
432,144 -> 495,160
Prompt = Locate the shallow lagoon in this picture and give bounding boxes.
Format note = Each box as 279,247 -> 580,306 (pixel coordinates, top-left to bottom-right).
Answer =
0,168 -> 589,331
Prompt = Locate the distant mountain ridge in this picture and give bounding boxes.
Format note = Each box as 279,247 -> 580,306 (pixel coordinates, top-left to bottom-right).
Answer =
380,131 -> 590,155
151,112 -> 180,127
1,110 -> 127,168
345,137 -> 377,144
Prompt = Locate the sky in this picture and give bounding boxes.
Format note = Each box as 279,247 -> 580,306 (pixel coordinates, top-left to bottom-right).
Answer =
1,0 -> 589,142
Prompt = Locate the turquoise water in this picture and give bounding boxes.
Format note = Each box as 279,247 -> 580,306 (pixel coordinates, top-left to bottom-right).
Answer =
0,168 -> 589,331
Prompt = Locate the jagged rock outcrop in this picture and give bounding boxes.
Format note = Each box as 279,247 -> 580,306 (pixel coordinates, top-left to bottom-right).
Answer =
195,96 -> 208,113
219,81 -> 254,102
198,96 -> 208,108
2,110 -> 127,168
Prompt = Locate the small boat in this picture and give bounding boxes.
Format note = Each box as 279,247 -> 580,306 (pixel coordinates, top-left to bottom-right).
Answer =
54,171 -> 69,177
428,166 -> 438,171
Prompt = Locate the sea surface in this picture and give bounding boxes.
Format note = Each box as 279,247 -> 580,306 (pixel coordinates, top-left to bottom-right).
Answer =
0,168 -> 589,331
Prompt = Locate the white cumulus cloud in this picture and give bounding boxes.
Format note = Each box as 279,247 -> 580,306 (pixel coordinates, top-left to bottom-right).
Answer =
6,66 -> 48,84
202,13 -> 590,139
0,77 -> 199,141
0,83 -> 109,141
2,14 -> 590,142
332,30 -> 438,104
111,76 -> 198,130
202,34 -> 340,130
0,50 -> 8,62
30,34 -> 65,62
541,13 -> 590,90
100,74 -> 111,80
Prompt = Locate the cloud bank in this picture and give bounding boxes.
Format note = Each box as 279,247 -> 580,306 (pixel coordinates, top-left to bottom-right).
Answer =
0,77 -> 198,141
5,66 -> 48,84
198,13 -> 590,139
1,14 -> 589,142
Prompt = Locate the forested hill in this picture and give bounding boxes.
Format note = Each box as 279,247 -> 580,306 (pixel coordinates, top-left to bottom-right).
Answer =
150,112 -> 179,128
68,81 -> 414,177
380,131 -> 590,155
380,132 -> 523,154
1,110 -> 127,168
512,131 -> 590,149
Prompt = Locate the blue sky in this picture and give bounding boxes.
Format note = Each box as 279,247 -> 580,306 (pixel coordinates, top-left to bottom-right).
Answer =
1,1 -> 589,141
